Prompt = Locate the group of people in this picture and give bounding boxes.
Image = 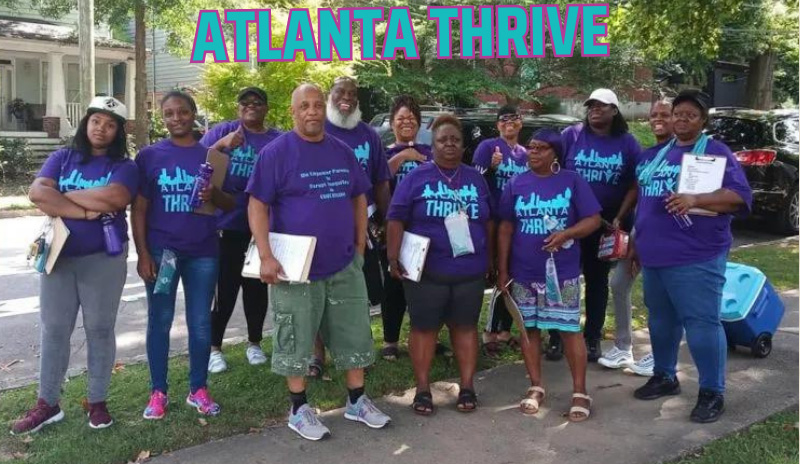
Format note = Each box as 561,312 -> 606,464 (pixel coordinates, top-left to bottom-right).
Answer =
12,78 -> 752,441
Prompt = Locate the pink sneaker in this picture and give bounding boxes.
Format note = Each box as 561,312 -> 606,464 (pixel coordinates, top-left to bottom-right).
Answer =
186,387 -> 220,416
143,390 -> 168,420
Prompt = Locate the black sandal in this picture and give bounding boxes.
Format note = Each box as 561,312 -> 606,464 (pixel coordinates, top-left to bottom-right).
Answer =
412,391 -> 435,416
456,388 -> 478,413
381,345 -> 400,361
307,358 -> 323,379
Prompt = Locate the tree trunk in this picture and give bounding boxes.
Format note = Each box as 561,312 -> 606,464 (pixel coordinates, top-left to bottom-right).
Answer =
134,0 -> 149,149
745,50 -> 776,110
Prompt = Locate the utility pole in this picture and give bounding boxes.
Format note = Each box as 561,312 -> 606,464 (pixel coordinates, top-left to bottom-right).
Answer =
78,0 -> 95,108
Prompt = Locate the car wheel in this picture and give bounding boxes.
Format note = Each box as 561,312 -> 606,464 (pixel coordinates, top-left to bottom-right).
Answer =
779,187 -> 799,235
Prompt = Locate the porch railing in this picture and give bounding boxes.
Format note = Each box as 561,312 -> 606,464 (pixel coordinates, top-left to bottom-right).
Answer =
67,103 -> 82,128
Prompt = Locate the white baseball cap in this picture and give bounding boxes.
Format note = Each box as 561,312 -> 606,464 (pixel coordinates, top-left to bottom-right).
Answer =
87,96 -> 128,121
583,88 -> 620,107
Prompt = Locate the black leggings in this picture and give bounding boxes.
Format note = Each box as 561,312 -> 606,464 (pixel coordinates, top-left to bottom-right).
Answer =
211,230 -> 268,347
380,249 -> 407,344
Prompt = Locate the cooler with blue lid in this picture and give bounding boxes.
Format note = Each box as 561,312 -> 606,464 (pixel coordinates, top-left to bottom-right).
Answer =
720,262 -> 785,358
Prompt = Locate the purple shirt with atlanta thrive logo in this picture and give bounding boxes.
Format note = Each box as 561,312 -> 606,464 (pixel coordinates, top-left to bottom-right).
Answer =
388,162 -> 492,277
38,148 -> 138,257
472,137 -> 528,210
325,121 -> 391,207
246,131 -> 371,281
200,121 -> 283,232
499,170 -> 601,282
634,139 -> 752,268
386,142 -> 433,192
135,139 -> 219,257
562,124 -> 641,215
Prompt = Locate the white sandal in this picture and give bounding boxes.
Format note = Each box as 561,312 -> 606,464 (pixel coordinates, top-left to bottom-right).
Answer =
569,392 -> 592,422
520,386 -> 546,415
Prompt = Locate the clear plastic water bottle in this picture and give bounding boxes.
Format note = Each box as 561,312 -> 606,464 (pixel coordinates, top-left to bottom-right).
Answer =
543,215 -> 573,249
101,213 -> 124,256
189,162 -> 214,209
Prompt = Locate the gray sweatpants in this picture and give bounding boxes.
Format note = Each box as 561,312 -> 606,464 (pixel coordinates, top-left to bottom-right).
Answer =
38,246 -> 127,404
610,258 -> 638,351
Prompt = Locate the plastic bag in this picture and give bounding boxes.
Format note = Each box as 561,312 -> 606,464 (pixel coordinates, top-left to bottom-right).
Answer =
444,210 -> 475,257
154,249 -> 178,294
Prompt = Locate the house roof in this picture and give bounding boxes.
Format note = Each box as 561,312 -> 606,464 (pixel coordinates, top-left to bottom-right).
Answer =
0,17 -> 134,50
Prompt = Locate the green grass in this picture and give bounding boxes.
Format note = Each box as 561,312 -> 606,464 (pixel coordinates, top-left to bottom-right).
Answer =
674,408 -> 799,464
629,121 -> 657,148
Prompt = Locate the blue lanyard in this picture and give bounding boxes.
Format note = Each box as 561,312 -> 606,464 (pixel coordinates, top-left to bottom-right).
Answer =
638,134 -> 708,185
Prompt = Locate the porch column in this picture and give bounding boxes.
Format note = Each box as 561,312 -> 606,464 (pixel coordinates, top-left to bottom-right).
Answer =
125,59 -> 135,119
45,52 -> 69,137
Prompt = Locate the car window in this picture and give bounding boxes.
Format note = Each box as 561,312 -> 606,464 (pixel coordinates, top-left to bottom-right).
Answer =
774,119 -> 799,145
707,117 -> 769,147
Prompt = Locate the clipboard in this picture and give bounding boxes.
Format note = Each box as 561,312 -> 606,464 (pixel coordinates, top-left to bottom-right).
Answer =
492,281 -> 529,343
677,153 -> 728,216
45,217 -> 70,274
194,148 -> 230,216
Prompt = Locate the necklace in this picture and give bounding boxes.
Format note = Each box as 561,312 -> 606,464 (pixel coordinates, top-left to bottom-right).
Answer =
434,162 -> 461,185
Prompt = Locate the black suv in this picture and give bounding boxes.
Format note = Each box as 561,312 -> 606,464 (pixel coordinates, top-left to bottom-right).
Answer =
369,110 -> 580,165
706,108 -> 799,234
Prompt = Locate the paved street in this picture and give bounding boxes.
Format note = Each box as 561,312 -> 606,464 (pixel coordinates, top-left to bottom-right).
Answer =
0,214 -> 794,391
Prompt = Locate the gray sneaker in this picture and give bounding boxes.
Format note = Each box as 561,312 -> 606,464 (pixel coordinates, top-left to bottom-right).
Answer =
344,395 -> 391,429
288,404 -> 331,441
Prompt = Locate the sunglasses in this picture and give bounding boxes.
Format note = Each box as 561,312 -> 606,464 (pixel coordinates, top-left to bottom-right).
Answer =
498,114 -> 521,123
239,100 -> 265,108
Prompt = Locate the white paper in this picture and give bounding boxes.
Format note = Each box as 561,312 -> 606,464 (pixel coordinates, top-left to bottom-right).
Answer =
242,233 -> 316,283
677,153 -> 728,216
399,232 -> 430,282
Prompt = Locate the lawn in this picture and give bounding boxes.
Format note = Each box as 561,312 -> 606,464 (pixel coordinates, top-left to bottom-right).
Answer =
0,241 -> 796,464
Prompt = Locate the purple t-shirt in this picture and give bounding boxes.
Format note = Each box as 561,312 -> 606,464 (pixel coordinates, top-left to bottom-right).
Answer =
499,170 -> 601,281
387,162 -> 492,277
325,121 -> 391,206
634,139 -> 753,268
38,148 -> 138,257
200,121 -> 283,232
135,139 -> 219,257
386,142 -> 433,192
562,124 -> 641,214
472,137 -> 528,209
246,131 -> 371,281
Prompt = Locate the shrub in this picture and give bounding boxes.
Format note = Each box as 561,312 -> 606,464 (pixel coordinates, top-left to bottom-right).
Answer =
0,138 -> 34,181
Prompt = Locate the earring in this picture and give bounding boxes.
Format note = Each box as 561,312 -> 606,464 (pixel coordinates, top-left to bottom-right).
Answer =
550,160 -> 561,174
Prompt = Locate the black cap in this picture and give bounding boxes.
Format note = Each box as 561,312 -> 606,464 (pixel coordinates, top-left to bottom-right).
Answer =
237,87 -> 268,105
673,89 -> 710,114
497,105 -> 519,120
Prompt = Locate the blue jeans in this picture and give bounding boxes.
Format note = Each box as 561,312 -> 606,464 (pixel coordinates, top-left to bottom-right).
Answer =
642,252 -> 727,393
145,248 -> 218,394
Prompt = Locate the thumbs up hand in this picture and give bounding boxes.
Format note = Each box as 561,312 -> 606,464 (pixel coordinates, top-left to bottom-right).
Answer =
491,146 -> 503,169
218,125 -> 244,151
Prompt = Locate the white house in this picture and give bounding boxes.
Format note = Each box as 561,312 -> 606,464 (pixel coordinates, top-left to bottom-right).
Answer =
0,0 -> 136,140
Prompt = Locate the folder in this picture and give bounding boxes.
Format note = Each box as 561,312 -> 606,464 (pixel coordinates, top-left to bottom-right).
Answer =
399,232 -> 430,282
45,217 -> 70,274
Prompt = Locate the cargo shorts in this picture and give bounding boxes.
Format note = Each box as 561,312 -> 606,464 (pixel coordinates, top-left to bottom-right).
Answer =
269,254 -> 375,377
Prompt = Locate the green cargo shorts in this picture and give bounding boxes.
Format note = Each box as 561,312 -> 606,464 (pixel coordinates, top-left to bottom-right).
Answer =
269,254 -> 375,377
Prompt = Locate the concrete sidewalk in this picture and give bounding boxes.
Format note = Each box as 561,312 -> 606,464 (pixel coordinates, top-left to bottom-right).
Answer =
150,291 -> 799,464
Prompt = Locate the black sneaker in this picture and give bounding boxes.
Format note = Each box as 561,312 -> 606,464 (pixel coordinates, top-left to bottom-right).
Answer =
634,374 -> 681,400
544,333 -> 563,361
690,390 -> 725,423
585,339 -> 601,363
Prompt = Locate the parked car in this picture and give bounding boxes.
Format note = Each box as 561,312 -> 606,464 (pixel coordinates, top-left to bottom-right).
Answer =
706,108 -> 799,234
369,109 -> 580,165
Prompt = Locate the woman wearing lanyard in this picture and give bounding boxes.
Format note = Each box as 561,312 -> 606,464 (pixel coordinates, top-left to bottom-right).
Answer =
13,97 -> 138,433
547,88 -> 641,363
386,115 -> 493,415
200,87 -> 282,373
630,89 -> 751,423
381,95 -> 433,361
497,128 -> 602,421
133,91 -> 234,420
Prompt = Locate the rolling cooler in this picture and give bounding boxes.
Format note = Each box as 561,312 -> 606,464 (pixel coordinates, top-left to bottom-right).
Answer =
720,263 -> 785,358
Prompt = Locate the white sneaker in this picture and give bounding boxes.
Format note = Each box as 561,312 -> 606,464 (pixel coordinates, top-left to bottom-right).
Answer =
628,353 -> 654,377
208,350 -> 228,373
598,346 -> 634,369
246,344 -> 267,365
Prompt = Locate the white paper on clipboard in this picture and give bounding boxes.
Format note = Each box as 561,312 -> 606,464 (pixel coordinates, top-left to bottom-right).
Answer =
677,153 -> 728,216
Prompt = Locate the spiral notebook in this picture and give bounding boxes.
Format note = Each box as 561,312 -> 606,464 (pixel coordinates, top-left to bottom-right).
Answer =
241,233 -> 317,283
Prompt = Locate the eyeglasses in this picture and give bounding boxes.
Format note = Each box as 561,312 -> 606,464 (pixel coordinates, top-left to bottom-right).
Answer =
673,111 -> 702,121
239,100 -> 265,108
527,143 -> 552,152
498,114 -> 521,123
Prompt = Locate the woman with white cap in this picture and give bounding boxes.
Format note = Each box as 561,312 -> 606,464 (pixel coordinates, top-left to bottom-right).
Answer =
12,97 -> 138,434
545,88 -> 641,363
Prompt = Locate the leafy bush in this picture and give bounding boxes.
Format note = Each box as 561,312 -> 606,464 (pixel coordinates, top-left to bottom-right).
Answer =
0,138 -> 34,181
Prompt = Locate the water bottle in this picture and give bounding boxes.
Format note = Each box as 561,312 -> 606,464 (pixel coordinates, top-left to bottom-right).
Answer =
101,213 -> 124,256
189,162 -> 214,209
545,254 -> 563,306
543,215 -> 573,249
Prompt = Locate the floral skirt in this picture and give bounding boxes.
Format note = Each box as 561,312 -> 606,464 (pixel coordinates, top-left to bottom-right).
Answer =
510,277 -> 582,332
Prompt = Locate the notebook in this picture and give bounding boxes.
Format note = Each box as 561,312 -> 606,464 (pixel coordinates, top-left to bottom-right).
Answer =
241,233 -> 317,283
399,231 -> 430,282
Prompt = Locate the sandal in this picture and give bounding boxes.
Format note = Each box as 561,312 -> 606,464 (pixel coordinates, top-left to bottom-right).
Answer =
381,345 -> 400,361
456,388 -> 478,413
569,393 -> 592,422
307,358 -> 324,379
520,386 -> 546,415
411,391 -> 434,416
435,343 -> 453,358
482,341 -> 502,358
502,337 -> 521,352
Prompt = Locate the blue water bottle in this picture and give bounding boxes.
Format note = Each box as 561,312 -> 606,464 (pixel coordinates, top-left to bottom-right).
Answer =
189,162 -> 214,209
101,213 -> 124,256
